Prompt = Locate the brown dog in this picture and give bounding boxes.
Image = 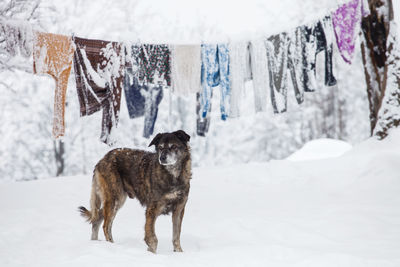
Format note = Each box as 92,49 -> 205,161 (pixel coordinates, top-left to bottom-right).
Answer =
79,130 -> 191,253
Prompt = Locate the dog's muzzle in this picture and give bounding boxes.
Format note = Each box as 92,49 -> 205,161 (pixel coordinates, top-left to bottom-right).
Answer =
159,152 -> 177,166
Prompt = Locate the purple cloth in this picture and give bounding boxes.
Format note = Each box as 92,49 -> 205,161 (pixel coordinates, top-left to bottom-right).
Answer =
332,0 -> 369,64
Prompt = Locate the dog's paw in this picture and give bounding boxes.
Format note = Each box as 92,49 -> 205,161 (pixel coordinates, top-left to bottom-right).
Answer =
174,247 -> 183,252
147,247 -> 157,254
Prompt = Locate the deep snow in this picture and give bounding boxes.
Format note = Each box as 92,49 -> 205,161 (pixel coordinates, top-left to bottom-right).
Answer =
1,130 -> 400,267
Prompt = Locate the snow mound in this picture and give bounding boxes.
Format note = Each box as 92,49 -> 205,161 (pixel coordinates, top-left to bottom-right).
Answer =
286,138 -> 352,161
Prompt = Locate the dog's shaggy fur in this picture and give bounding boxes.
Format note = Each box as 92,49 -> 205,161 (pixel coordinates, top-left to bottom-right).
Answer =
79,130 -> 191,253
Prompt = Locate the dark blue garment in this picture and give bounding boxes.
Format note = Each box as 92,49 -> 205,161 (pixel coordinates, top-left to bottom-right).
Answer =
196,92 -> 210,136
143,84 -> 163,138
301,16 -> 337,92
124,67 -> 145,118
124,45 -> 164,138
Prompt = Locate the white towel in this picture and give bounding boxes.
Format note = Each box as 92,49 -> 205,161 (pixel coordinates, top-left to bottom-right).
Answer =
229,41 -> 251,118
249,39 -> 269,113
171,45 -> 201,95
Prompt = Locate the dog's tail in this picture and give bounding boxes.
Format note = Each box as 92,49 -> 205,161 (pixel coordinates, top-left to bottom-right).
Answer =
78,170 -> 102,224
78,206 -> 92,222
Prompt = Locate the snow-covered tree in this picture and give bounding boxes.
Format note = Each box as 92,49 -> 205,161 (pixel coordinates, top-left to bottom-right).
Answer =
361,0 -> 400,138
373,19 -> 400,138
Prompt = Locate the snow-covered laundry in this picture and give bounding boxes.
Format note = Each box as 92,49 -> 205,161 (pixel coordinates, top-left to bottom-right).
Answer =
0,20 -> 33,58
137,44 -> 171,87
33,32 -> 74,139
142,83 -> 163,138
199,44 -> 217,126
229,41 -> 251,118
332,0 -> 369,64
124,44 -> 165,138
287,27 -> 305,105
249,39 -> 269,113
196,92 -> 210,137
265,33 -> 290,113
124,43 -> 141,69
73,36 -> 124,145
266,17 -> 337,114
171,45 -> 201,95
301,16 -> 337,92
200,44 -> 230,121
123,69 -> 164,138
124,67 -> 145,119
124,45 -> 145,118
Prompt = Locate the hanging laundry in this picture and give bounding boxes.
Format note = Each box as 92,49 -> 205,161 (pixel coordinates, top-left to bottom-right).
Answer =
138,44 -> 171,87
301,16 -> 337,92
0,20 -> 33,58
124,45 -> 145,118
200,44 -> 230,121
317,16 -> 337,86
265,33 -> 290,113
199,44 -> 217,127
171,45 -> 201,95
332,0 -> 369,64
216,44 -> 230,120
73,36 -> 124,145
123,44 -> 166,138
124,67 -> 146,118
249,39 -> 269,113
287,27 -> 305,105
196,92 -> 210,137
33,32 -> 74,139
142,83 -> 164,138
229,41 -> 251,118
197,44 -> 213,136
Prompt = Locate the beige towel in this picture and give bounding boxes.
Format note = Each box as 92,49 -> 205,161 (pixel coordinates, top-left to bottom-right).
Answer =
171,45 -> 201,95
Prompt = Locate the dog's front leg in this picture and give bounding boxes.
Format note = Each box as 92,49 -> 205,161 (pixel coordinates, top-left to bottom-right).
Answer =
144,205 -> 159,253
172,200 -> 187,252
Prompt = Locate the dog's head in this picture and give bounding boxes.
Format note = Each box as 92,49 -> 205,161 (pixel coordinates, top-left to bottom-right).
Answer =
148,130 -> 190,166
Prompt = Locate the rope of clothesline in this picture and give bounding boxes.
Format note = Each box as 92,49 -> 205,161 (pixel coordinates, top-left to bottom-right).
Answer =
1,0 -> 359,47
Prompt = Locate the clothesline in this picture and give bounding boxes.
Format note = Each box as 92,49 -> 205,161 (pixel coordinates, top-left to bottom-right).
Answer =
0,0 -> 370,144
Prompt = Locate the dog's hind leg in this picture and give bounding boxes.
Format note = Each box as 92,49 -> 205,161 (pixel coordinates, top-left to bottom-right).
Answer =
90,171 -> 104,240
79,171 -> 105,241
102,194 -> 127,243
91,208 -> 103,240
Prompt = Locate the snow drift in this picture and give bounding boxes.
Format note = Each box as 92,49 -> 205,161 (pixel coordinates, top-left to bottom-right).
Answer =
286,138 -> 352,161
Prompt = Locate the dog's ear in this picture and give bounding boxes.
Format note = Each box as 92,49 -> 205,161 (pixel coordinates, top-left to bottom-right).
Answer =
173,130 -> 190,143
148,133 -> 162,147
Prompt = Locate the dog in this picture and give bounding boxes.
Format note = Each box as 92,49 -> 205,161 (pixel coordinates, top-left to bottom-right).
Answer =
78,130 -> 191,253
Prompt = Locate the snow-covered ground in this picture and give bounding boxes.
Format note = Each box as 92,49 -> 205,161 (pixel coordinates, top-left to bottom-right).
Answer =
1,130 -> 400,267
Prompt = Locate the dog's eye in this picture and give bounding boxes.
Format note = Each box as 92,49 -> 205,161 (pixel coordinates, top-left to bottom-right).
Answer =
171,145 -> 176,149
